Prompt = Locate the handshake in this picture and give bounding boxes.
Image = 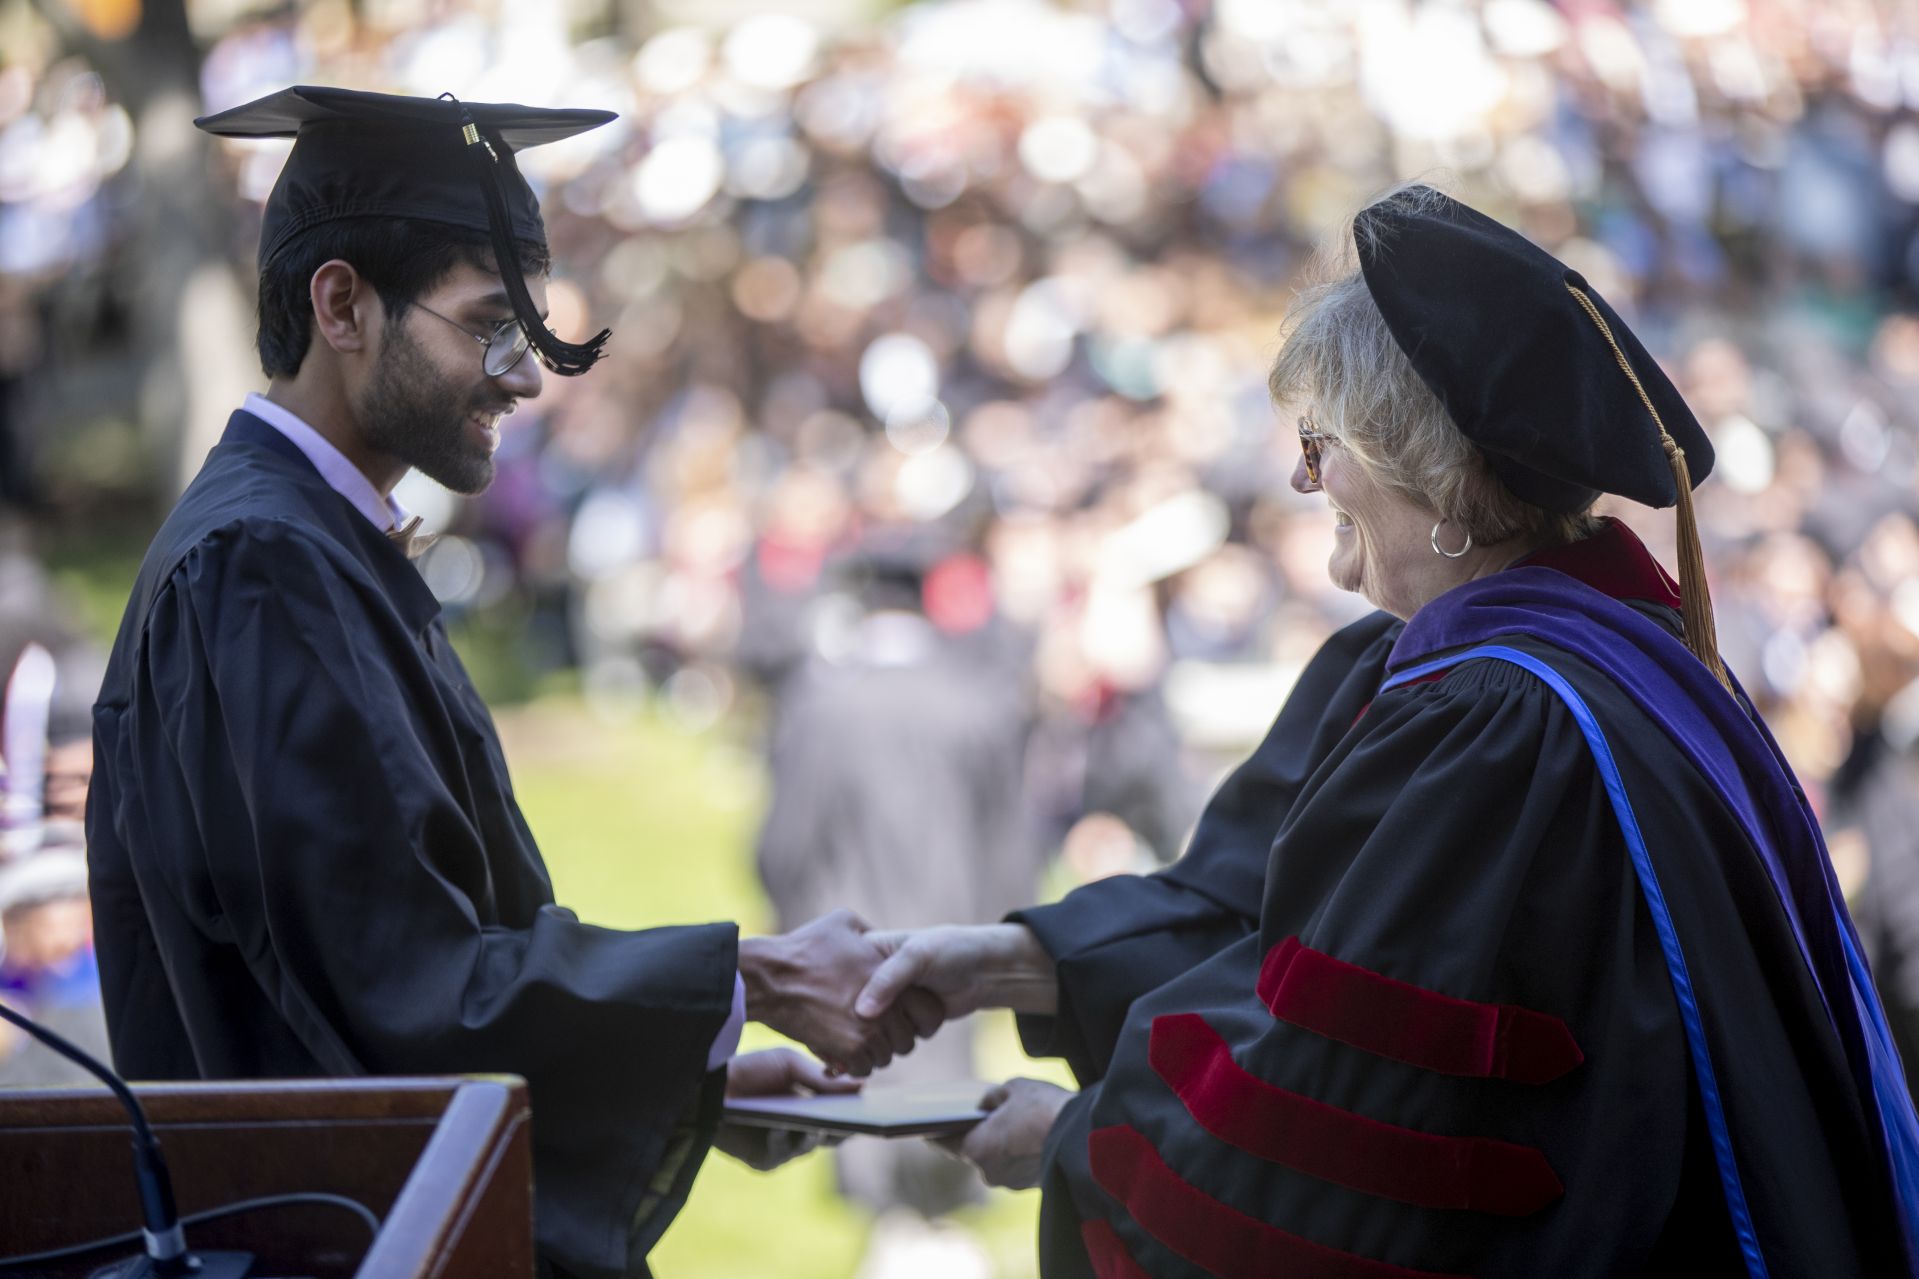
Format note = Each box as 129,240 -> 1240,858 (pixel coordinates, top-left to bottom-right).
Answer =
735,910 -> 1058,1078
723,911 -> 1074,1188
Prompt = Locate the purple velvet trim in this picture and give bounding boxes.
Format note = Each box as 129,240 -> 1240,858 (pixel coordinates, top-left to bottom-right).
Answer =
1387,566 -> 1881,1161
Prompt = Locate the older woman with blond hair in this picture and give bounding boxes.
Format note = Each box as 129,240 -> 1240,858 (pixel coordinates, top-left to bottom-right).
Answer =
859,185 -> 1919,1276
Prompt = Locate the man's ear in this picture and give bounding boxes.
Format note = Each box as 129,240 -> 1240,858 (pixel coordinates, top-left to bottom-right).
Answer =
309,259 -> 381,357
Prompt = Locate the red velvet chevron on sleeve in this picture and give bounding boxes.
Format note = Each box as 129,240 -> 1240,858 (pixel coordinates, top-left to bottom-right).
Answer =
1149,1012 -> 1563,1215
1257,937 -> 1583,1085
1080,1220 -> 1152,1279
1088,1124 -> 1474,1279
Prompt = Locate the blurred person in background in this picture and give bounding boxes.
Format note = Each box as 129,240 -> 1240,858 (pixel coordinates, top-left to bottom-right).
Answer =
0,847 -> 101,1086
756,526 -> 1034,1277
0,620 -> 109,1086
1022,512 -> 1204,878
860,187 -> 1919,1275
734,463 -> 857,696
84,86 -> 936,1279
0,540 -> 110,1086
1835,512 -> 1919,1088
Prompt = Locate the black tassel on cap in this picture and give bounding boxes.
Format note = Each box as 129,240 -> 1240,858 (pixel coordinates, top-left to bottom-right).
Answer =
445,95 -> 610,377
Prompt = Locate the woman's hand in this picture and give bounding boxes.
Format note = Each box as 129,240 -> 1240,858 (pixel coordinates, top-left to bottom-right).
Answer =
713,1047 -> 859,1171
739,908 -> 930,1076
855,923 -> 1059,1024
946,1077 -> 1074,1190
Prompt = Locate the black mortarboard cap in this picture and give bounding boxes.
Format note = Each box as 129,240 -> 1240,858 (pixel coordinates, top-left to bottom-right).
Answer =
196,86 -> 614,375
1354,187 -> 1712,513
1354,186 -> 1730,689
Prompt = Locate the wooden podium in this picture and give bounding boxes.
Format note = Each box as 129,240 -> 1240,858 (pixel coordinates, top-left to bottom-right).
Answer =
0,1075 -> 534,1278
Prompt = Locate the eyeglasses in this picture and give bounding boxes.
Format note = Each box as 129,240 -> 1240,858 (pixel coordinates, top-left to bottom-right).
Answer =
412,302 -> 532,377
1298,415 -> 1336,486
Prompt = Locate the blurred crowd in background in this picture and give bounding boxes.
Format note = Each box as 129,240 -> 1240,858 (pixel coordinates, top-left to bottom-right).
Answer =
5,0 -> 1919,1235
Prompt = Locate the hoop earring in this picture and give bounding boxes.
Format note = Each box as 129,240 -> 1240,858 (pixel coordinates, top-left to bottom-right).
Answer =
1431,521 -> 1473,559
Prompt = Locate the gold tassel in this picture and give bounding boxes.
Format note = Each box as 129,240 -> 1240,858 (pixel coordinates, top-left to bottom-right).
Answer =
1565,285 -> 1733,693
1660,433 -> 1733,691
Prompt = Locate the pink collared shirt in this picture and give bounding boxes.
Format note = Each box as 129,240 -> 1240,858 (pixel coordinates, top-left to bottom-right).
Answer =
242,394 -> 747,1072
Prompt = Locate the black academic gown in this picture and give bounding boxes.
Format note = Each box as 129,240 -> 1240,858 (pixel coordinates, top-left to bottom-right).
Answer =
87,412 -> 736,1279
1010,611 -> 1402,1083
1031,526 -> 1909,1277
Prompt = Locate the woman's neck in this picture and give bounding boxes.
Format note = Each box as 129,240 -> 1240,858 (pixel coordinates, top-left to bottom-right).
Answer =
1392,531 -> 1554,619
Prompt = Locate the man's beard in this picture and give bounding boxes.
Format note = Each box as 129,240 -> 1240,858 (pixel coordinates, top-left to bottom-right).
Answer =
359,319 -> 502,496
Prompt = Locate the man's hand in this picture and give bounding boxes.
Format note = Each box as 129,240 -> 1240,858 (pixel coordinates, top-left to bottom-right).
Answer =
945,1077 -> 1074,1190
739,909 -> 941,1076
714,1047 -> 858,1172
725,1046 -> 864,1100
856,923 -> 1059,1024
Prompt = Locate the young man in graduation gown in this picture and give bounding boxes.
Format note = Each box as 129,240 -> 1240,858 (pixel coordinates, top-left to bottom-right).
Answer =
86,87 -> 932,1279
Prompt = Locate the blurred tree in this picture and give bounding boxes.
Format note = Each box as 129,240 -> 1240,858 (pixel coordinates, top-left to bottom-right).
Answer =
31,0 -> 250,505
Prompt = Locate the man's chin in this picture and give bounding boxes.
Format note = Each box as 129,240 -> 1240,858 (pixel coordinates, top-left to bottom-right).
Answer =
412,452 -> 496,497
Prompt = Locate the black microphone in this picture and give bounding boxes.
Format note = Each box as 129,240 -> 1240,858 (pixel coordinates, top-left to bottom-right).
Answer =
0,1001 -> 251,1278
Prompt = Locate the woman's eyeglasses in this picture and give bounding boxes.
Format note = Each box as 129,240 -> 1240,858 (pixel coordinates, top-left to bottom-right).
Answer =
412,303 -> 533,377
1298,416 -> 1336,486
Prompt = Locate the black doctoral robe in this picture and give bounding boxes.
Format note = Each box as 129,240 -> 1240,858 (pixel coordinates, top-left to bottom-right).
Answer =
87,411 -> 737,1279
1028,523 -> 1914,1277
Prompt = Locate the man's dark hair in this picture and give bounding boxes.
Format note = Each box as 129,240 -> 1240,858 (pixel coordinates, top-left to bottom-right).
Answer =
256,217 -> 551,378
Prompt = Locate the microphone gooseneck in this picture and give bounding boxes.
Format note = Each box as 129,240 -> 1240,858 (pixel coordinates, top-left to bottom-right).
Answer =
0,1002 -> 192,1275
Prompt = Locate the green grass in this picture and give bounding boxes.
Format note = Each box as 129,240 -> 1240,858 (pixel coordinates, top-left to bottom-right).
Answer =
498,696 -> 1068,1279
43,533 -> 145,648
